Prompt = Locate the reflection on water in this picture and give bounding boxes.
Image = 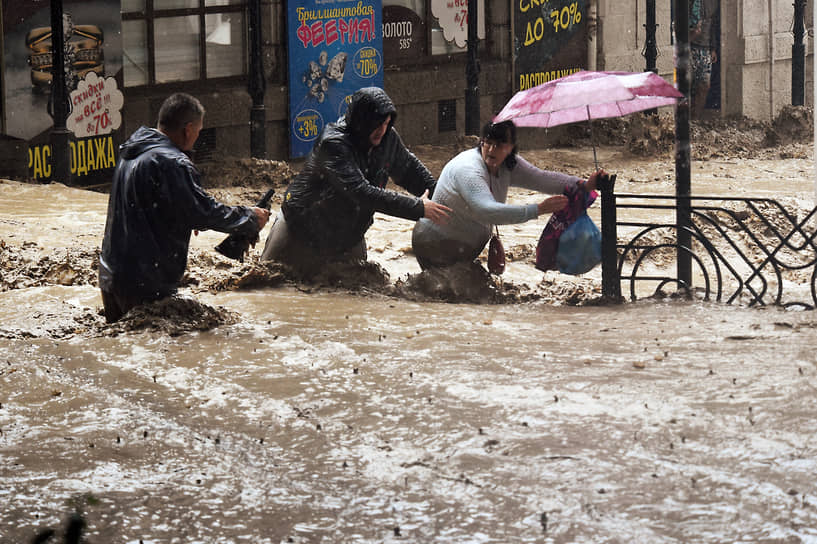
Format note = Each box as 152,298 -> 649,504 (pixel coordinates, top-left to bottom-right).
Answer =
2,284 -> 817,542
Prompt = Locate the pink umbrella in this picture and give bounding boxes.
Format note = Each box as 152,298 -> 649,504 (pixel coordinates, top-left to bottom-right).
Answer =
494,70 -> 683,168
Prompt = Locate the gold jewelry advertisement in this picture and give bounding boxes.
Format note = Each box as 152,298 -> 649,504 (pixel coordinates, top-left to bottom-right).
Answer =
1,0 -> 123,184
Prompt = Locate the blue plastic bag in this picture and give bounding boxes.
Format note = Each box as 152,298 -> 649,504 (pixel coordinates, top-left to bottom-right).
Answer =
556,212 -> 601,275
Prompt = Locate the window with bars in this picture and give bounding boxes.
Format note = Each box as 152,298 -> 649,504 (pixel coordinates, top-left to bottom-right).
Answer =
121,0 -> 247,87
438,99 -> 456,132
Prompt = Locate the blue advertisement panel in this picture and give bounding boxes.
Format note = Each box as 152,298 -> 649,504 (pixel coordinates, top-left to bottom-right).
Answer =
287,0 -> 383,158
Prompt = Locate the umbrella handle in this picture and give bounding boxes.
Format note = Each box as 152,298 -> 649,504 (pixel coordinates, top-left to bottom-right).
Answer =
588,117 -> 600,171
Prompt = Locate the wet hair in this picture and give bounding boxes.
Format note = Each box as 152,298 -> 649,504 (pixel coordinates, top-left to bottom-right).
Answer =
479,120 -> 518,169
157,93 -> 205,132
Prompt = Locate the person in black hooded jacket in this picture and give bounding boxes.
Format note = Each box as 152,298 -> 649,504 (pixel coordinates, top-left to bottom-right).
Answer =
261,86 -> 450,270
99,93 -> 270,322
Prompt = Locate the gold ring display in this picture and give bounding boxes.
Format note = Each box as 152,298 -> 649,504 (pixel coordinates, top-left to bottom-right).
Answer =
25,24 -> 104,89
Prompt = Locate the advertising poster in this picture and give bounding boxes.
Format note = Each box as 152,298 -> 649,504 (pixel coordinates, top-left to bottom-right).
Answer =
287,0 -> 383,158
514,0 -> 588,92
1,0 -> 123,184
429,0 -> 484,48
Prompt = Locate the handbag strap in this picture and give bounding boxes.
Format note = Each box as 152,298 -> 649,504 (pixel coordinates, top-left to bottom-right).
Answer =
488,172 -> 500,239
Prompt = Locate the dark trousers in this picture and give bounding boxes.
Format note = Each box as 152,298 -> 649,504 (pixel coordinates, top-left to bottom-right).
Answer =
261,211 -> 366,270
100,289 -> 158,323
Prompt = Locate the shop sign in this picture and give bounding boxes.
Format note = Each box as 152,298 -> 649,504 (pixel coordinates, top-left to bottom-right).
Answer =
513,0 -> 588,91
382,5 -> 425,63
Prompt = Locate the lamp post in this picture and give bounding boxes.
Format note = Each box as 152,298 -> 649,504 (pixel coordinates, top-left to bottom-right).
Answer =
792,0 -> 806,106
674,0 -> 692,292
465,0 -> 480,135
49,0 -> 72,184
644,0 -> 658,74
248,0 -> 266,158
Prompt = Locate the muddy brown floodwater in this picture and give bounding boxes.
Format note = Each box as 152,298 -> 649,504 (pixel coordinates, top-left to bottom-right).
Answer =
2,111 -> 817,543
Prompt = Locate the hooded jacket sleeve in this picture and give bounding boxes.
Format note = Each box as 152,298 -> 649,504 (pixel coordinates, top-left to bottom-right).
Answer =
161,155 -> 259,236
381,129 -> 437,198
319,137 -> 426,221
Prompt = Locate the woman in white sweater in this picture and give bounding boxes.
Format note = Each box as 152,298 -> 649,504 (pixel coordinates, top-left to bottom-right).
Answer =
411,120 -> 604,270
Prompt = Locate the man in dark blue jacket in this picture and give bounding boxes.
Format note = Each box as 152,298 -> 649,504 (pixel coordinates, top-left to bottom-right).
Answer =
99,93 -> 270,322
261,87 -> 450,271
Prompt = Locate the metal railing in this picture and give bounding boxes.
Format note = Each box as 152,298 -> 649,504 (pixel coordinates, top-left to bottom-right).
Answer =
599,179 -> 817,308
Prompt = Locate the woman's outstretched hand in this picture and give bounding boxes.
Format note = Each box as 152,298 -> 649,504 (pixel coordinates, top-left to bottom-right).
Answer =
421,190 -> 452,225
537,194 -> 568,216
584,169 -> 609,192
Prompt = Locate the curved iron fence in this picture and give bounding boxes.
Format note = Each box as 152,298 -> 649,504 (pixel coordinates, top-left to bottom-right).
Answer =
600,189 -> 817,308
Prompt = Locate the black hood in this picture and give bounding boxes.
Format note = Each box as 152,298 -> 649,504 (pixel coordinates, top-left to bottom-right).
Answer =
343,87 -> 397,150
119,126 -> 174,160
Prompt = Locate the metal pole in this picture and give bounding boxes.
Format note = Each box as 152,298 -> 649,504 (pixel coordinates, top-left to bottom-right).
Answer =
674,0 -> 692,292
792,0 -> 806,106
599,174 -> 621,300
465,0 -> 480,135
248,0 -> 266,158
49,0 -> 72,185
644,0 -> 658,74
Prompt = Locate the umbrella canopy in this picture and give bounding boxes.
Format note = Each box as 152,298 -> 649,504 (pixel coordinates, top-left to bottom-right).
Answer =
494,70 -> 683,128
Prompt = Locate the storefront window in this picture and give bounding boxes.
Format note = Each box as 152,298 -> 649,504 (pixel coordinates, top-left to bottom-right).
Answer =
122,20 -> 148,86
121,0 -> 145,11
154,16 -> 200,83
122,0 -> 247,86
382,0 -> 483,64
155,0 -> 198,8
205,12 -> 246,78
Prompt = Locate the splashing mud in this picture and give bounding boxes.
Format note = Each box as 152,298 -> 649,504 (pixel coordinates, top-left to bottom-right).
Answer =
1,240 -> 99,291
104,295 -> 239,337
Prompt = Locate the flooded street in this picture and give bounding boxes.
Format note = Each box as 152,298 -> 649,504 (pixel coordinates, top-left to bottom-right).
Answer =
2,132 -> 817,542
